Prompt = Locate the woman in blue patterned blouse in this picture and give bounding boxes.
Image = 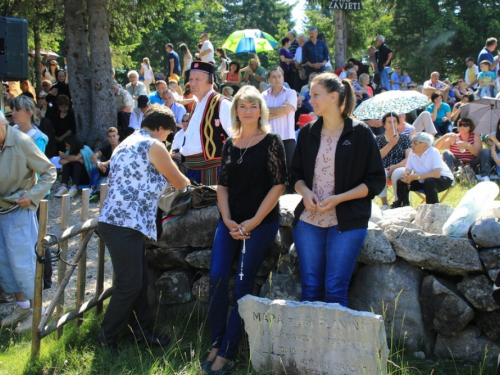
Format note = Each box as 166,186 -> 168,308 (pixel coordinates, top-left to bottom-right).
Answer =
97,104 -> 190,351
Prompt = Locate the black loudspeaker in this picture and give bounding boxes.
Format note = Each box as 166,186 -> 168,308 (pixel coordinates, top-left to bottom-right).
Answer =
0,16 -> 28,81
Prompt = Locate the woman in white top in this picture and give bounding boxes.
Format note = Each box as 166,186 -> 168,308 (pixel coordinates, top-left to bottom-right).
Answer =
179,43 -> 193,83
44,60 -> 59,84
140,57 -> 155,94
97,104 -> 190,350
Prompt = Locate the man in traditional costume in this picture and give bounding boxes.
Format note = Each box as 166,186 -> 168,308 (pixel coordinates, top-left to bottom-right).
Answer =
181,62 -> 232,184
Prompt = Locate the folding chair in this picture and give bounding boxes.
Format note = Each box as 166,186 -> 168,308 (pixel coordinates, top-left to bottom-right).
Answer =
411,183 -> 454,207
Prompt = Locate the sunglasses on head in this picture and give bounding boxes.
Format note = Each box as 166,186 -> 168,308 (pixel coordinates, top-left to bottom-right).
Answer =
458,123 -> 471,127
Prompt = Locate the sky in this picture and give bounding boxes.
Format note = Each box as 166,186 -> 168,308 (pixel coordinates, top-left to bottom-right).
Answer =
285,0 -> 307,34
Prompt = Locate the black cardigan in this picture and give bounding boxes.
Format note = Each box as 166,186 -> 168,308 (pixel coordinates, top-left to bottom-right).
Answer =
290,116 -> 386,231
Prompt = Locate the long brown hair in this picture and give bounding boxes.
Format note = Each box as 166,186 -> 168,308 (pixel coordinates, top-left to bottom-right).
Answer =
311,73 -> 356,118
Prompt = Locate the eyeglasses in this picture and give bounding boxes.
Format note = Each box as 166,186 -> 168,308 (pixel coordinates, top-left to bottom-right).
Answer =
412,140 -> 423,145
458,123 -> 471,127
182,120 -> 189,123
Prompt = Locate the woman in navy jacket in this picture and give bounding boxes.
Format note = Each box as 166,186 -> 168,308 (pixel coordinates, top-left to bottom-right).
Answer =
290,73 -> 385,306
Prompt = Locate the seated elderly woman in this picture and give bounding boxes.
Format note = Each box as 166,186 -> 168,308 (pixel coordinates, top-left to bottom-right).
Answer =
426,92 -> 452,135
435,117 -> 492,181
376,112 -> 412,210
393,132 -> 454,207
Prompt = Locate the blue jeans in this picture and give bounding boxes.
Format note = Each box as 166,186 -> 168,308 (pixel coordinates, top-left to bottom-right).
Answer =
209,219 -> 279,359
379,67 -> 391,91
293,221 -> 367,306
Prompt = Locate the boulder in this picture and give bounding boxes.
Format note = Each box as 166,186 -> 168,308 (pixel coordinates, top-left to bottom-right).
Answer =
349,260 -> 434,353
384,225 -> 483,276
376,218 -> 422,231
478,201 -> 500,220
358,222 -> 396,265
479,248 -> 500,281
289,243 -> 297,259
434,326 -> 500,363
259,273 -> 301,301
475,310 -> 500,344
155,269 -> 194,305
381,206 -> 416,222
420,275 -> 474,336
370,201 -> 383,224
146,247 -> 195,270
414,204 -> 454,234
156,205 -> 219,248
471,218 -> 500,248
278,194 -> 301,227
257,256 -> 279,277
276,253 -> 297,275
192,274 -> 209,303
269,228 -> 293,257
185,250 -> 212,269
457,275 -> 499,312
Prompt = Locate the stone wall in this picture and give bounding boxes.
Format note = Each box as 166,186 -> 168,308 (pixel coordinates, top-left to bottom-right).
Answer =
147,195 -> 500,364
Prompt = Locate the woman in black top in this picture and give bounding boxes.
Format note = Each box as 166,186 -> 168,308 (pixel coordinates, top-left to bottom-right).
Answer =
201,86 -> 287,374
52,95 -> 76,152
291,73 -> 385,306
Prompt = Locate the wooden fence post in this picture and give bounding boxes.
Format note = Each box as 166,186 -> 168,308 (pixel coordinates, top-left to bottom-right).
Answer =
32,199 -> 48,358
56,194 -> 70,339
76,189 -> 89,326
96,184 -> 108,314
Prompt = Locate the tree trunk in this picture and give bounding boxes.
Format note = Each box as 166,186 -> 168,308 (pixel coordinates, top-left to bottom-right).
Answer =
64,0 -> 92,142
33,16 -> 42,96
88,0 -> 115,147
333,9 -> 346,70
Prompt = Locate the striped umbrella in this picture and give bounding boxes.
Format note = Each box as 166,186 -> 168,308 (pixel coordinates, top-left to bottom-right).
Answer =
222,29 -> 278,54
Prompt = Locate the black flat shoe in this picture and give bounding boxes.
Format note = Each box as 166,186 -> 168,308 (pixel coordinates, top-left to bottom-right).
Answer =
200,359 -> 214,374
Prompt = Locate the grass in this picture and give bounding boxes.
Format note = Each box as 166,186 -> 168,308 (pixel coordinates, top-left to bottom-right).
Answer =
0,300 -> 496,375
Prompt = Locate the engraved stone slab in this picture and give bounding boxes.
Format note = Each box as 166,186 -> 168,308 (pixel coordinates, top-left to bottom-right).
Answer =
238,295 -> 389,375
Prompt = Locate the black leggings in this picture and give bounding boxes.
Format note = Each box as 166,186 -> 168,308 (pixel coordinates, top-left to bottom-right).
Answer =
397,176 -> 453,205
61,162 -> 90,186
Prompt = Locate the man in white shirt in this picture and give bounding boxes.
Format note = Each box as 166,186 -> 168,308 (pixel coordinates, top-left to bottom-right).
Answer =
129,95 -> 150,130
197,33 -> 214,64
181,61 -> 232,184
262,67 -> 297,191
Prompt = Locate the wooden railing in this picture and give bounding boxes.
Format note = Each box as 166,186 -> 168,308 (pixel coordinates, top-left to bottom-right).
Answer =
31,186 -> 112,357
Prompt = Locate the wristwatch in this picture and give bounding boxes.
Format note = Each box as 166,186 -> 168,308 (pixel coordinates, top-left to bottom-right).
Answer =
417,174 -> 421,180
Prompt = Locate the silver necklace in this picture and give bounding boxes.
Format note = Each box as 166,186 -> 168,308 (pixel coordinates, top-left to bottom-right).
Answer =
236,135 -> 257,164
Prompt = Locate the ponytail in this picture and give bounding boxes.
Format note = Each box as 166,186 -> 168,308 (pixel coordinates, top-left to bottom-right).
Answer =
340,79 -> 356,118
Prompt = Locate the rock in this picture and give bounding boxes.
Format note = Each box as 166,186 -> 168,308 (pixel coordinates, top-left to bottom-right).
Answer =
381,206 -> 416,222
414,204 -> 454,234
457,275 -> 499,312
471,218 -> 500,248
358,222 -> 396,265
192,274 -> 209,303
257,256 -> 279,277
370,201 -> 383,224
478,201 -> 500,220
377,218 -> 422,231
349,260 -> 434,353
278,194 -> 301,227
276,253 -> 297,275
413,351 -> 426,360
475,311 -> 500,344
289,243 -> 297,258
238,295 -> 389,375
185,250 -> 212,269
269,228 -> 293,257
155,269 -> 193,305
384,226 -> 483,276
434,326 -> 500,363
479,248 -> 500,281
420,275 -> 474,336
156,205 -> 219,248
259,273 -> 301,301
146,247 -> 194,270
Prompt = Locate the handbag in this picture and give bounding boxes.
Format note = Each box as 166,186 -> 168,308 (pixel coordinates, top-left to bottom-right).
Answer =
192,185 -> 217,209
158,186 -> 194,216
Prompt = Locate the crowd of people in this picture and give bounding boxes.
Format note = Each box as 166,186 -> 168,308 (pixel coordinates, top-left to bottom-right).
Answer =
1,28 -> 500,374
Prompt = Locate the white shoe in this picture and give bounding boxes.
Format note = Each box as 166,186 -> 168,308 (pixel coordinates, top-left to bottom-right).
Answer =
482,176 -> 490,182
14,310 -> 34,333
381,205 -> 390,211
1,305 -> 31,327
54,186 -> 69,197
68,186 -> 78,197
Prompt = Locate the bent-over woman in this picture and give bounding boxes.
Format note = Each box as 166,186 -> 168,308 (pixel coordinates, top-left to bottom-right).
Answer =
202,86 -> 287,374
291,73 -> 385,305
0,111 -> 56,332
97,104 -> 190,350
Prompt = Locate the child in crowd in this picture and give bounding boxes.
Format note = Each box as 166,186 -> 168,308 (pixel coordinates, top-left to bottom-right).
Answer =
477,60 -> 496,98
401,70 -> 412,90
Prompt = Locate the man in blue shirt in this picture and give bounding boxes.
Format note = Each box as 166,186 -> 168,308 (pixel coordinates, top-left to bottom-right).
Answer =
148,80 -> 167,105
165,43 -> 181,80
302,27 -> 329,80
162,89 -> 186,128
478,37 -> 500,74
